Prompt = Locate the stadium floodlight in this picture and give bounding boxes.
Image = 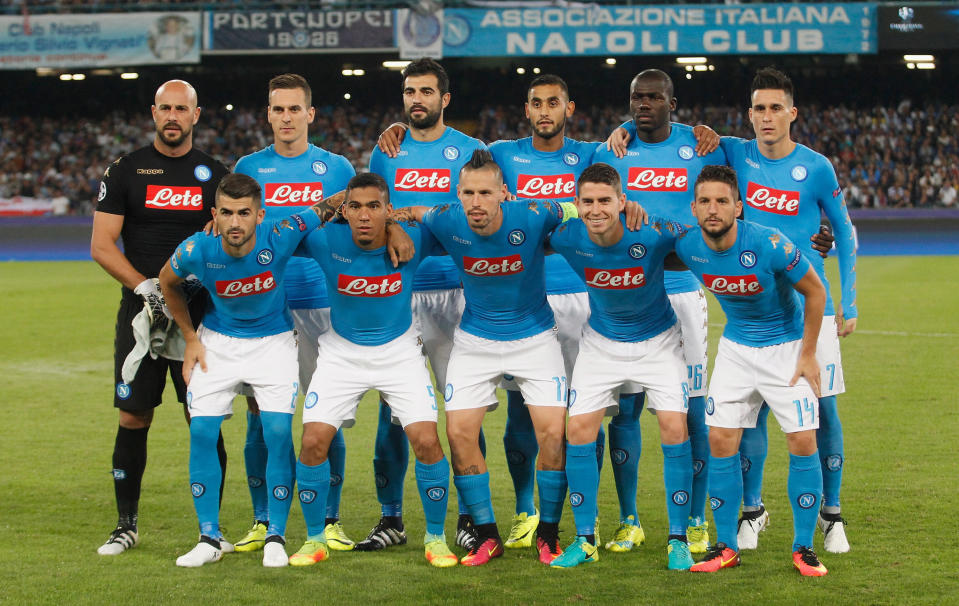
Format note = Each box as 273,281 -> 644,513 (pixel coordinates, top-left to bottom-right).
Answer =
225,104 -> 234,111
916,62 -> 936,69
383,60 -> 411,70
72,74 -> 85,80
694,65 -> 707,72
605,58 -> 616,65
677,57 -> 707,64
354,69 -> 365,76
903,54 -> 934,62
344,93 -> 352,100
516,67 -> 526,74
342,69 -> 354,76
36,67 -> 56,76
533,67 -> 541,74
906,63 -> 916,69
59,74 -> 72,81
685,73 -> 693,80
120,72 -> 139,80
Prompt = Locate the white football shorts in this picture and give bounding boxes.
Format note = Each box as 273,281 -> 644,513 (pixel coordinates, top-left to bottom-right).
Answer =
817,315 -> 845,397
668,289 -> 709,398
412,288 -> 465,392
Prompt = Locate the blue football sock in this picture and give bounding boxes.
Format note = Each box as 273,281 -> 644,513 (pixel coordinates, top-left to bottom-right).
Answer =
457,428 -> 487,516
788,452 -> 823,551
609,392 -> 643,521
817,396 -> 844,510
504,391 -> 538,516
260,411 -> 295,538
536,470 -> 567,524
453,472 -> 495,525
415,458 -> 450,536
740,404 -> 769,510
243,411 -> 269,523
326,428 -> 346,520
662,440 -> 693,536
296,459 -> 330,539
708,454 -> 743,551
189,415 -> 225,540
374,399 -> 408,517
565,441 -> 599,536
686,395 -> 709,523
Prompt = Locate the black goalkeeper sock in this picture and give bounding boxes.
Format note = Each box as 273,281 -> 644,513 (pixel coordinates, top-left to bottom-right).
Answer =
113,426 -> 149,529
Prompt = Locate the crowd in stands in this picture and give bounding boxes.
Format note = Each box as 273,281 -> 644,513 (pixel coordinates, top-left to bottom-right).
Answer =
2,101 -> 957,215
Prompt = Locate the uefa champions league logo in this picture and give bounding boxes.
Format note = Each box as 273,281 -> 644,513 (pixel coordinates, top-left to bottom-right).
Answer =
791,165 -> 808,182
257,249 -> 274,265
678,145 -> 695,160
312,161 -> 328,175
740,251 -> 757,268
443,146 -> 460,161
194,165 -> 212,182
98,182 -> 107,201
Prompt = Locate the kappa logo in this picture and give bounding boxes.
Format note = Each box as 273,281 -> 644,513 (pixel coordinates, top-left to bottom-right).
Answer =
692,459 -> 704,476
191,482 -> 205,498
375,473 -> 388,488
569,492 -> 584,507
746,157 -> 760,169
563,152 -> 579,166
116,383 -> 131,400
298,489 -> 317,504
672,490 -> 689,506
740,454 -> 752,473
312,161 -> 327,175
506,450 -> 526,465
304,392 -> 318,409
443,146 -> 460,161
611,448 -> 628,465
248,476 -> 264,488
330,473 -> 343,487
112,469 -> 127,480
791,165 -> 808,182
825,454 -> 844,472
629,243 -> 646,259
705,397 -> 715,415
798,493 -> 817,509
257,249 -> 273,265
740,250 -> 757,268
194,164 -> 212,182
678,145 -> 695,160
427,487 -> 447,502
273,486 -> 290,500
508,229 -> 525,245
709,497 -> 724,510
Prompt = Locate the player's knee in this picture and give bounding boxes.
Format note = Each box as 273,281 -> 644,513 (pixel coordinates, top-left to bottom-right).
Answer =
785,430 -> 817,457
299,426 -> 332,464
659,416 -> 688,445
119,408 -> 152,429
708,428 -> 740,458
566,417 -> 599,446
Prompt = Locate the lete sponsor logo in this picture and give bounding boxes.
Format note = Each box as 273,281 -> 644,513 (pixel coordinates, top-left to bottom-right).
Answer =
584,266 -> 645,289
516,173 -> 575,198
746,182 -> 800,215
464,254 -> 523,276
144,185 -> 203,210
215,271 -> 277,297
394,168 -> 451,192
337,272 -> 403,297
703,274 -> 763,296
627,167 -> 688,192
264,182 -> 324,206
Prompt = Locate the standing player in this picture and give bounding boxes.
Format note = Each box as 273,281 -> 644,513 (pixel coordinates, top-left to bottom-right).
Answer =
232,74 -> 357,553
721,68 -> 857,553
675,165 -> 830,577
547,164 -> 695,571
91,80 -> 229,555
394,150 -> 580,566
364,58 -> 487,552
288,173 -> 457,568
592,69 -> 726,552
159,174 -> 323,567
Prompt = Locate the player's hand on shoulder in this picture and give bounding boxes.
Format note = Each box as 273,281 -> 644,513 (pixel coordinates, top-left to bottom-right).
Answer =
202,219 -> 216,236
623,200 -> 649,231
605,127 -> 630,158
386,221 -> 415,268
811,224 -> 834,258
378,122 -> 408,158
692,124 -> 720,156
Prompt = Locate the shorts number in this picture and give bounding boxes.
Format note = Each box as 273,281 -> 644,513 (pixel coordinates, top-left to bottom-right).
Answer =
825,363 -> 836,391
681,382 -> 690,409
687,364 -> 704,391
794,398 -> 815,427
552,376 -> 568,403
427,385 -> 438,410
290,382 -> 299,409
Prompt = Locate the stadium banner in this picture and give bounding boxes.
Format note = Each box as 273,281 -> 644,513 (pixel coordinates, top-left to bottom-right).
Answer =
0,12 -> 199,70
203,10 -> 394,53
440,4 -> 877,56
878,4 -> 959,49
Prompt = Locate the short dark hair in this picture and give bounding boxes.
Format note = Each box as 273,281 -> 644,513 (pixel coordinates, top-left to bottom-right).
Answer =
401,58 -> 449,95
528,74 -> 569,99
751,67 -> 794,102
633,68 -> 674,98
269,73 -> 312,107
346,172 -> 390,204
577,163 -> 621,192
459,148 -> 503,184
216,173 -> 262,208
694,165 -> 740,200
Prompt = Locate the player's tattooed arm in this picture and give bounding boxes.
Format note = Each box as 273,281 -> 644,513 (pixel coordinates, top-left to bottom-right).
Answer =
390,205 -> 428,225
385,220 -> 415,267
790,267 -> 827,398
158,260 -> 205,384
691,124 -> 720,155
810,223 -> 834,259
311,190 -> 346,223
377,122 -> 409,158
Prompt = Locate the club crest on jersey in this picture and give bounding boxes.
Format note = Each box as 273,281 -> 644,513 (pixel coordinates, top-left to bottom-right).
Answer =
116,383 -> 131,400
98,181 -> 107,202
427,487 -> 447,502
508,229 -> 525,245
569,492 -> 584,507
739,250 -> 757,268
312,161 -> 327,175
678,145 -> 695,160
563,152 -> 579,166
194,164 -> 212,182
797,493 -> 817,509
304,392 -> 319,409
746,157 -> 761,169
628,243 -> 646,259
257,249 -> 273,265
791,165 -> 808,182
443,145 -> 460,161
672,490 -> 689,505
298,489 -> 316,504
191,483 -> 205,498
705,396 -> 715,415
273,486 -> 290,500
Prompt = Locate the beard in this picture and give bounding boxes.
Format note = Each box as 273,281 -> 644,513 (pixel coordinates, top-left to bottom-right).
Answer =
702,219 -> 735,240
407,106 -> 442,130
531,116 -> 565,140
156,122 -> 191,147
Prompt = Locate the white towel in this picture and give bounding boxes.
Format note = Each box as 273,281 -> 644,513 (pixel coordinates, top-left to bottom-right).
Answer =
121,306 -> 187,384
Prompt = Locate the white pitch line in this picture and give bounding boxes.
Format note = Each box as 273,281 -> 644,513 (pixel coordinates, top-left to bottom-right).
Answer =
707,323 -> 957,338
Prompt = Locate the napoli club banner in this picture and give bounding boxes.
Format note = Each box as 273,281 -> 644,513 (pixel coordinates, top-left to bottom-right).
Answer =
0,12 -> 199,69
439,4 -> 877,57
204,10 -> 394,53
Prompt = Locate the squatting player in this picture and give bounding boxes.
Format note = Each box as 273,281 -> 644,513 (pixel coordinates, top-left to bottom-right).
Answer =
720,68 -> 857,553
158,173 -> 323,567
365,58 -> 487,552
91,80 -> 229,555
547,164 -> 695,571
674,165 -> 830,577
287,173 -> 458,568
232,73 -> 357,553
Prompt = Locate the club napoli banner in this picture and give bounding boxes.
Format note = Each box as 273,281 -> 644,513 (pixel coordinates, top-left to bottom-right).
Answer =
203,9 -> 393,52
438,3 -> 876,57
0,12 -> 199,69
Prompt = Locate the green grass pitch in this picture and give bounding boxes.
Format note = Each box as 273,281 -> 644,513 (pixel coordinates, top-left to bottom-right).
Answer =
1,258 -> 957,605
